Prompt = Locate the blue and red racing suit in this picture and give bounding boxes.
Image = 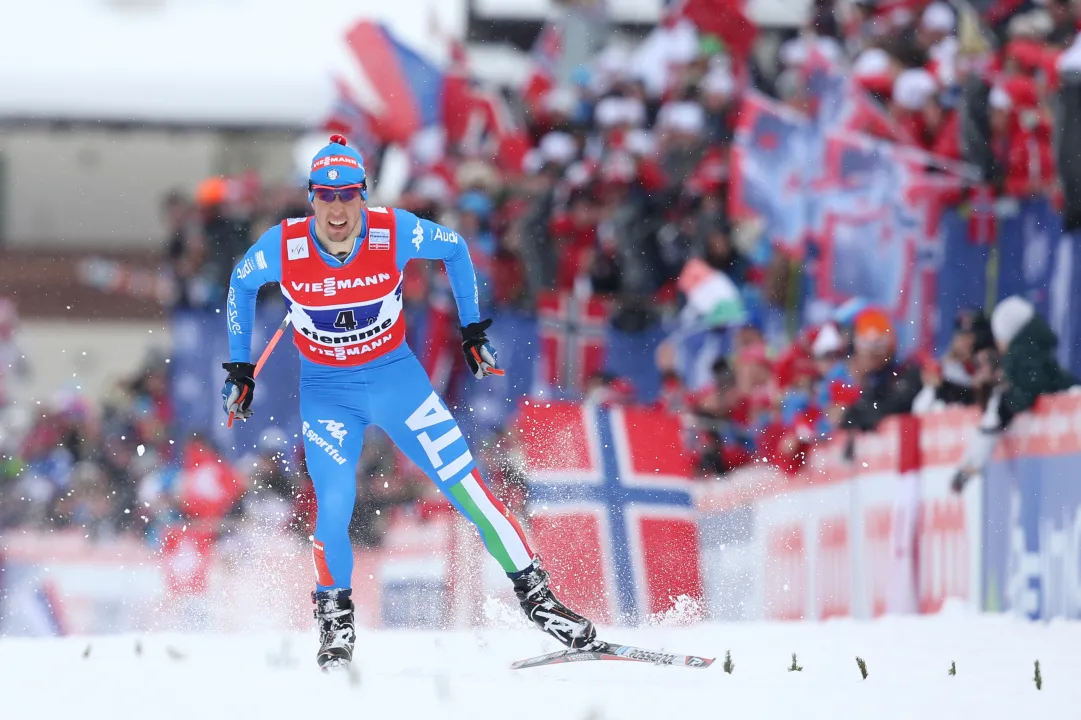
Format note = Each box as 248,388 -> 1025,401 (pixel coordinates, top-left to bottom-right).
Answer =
227,208 -> 533,590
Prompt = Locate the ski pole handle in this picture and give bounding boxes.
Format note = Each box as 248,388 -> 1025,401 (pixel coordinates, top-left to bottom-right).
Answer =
228,315 -> 291,428
471,346 -> 505,376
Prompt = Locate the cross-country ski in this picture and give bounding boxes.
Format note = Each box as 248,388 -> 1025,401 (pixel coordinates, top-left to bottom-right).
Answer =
511,642 -> 715,670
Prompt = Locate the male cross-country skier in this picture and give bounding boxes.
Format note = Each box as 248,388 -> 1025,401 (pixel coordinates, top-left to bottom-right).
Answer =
222,135 -> 597,671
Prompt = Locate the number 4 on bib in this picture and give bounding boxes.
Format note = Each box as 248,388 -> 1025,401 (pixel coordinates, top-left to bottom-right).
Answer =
334,310 -> 358,331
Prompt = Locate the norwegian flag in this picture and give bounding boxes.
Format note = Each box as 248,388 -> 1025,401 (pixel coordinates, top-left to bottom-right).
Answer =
536,291 -> 609,392
515,401 -> 703,624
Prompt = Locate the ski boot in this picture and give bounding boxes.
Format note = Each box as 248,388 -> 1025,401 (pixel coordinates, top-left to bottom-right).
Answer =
312,588 -> 355,671
512,556 -> 598,650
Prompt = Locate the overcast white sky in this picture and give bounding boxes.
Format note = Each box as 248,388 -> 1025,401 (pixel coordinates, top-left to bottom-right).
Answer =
0,0 -> 467,126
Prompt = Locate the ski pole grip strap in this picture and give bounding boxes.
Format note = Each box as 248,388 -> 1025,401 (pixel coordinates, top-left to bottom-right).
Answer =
460,318 -> 493,343
223,361 -> 256,380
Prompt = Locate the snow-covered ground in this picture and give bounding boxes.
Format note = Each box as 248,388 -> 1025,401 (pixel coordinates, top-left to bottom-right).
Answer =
3,610 -> 1079,719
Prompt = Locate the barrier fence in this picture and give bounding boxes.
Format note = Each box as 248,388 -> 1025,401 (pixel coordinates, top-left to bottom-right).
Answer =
3,392 -> 1080,635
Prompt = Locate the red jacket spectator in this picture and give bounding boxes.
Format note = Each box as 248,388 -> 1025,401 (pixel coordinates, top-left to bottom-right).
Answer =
1004,39 -> 1062,89
1003,117 -> 1056,198
990,82 -> 1056,198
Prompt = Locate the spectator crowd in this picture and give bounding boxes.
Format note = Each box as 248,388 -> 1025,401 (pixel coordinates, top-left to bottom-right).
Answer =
3,0 -> 1081,542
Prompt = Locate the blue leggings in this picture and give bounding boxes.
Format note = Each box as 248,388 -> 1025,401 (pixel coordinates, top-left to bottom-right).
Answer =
300,351 -> 533,590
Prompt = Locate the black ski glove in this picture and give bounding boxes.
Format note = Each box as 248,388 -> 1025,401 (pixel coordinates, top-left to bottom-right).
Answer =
222,362 -> 256,420
460,319 -> 503,379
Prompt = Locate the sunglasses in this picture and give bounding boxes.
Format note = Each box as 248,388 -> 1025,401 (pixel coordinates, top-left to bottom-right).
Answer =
310,184 -> 364,203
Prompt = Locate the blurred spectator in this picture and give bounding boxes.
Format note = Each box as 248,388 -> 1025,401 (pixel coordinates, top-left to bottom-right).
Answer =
688,357 -> 755,476
988,79 -> 1056,198
584,370 -> 636,407
917,2 -> 959,69
163,191 -> 208,309
197,177 -> 254,302
702,218 -> 750,285
840,308 -> 923,432
953,296 -> 1079,490
456,191 -> 498,305
912,308 -> 995,413
657,101 -> 708,185
729,342 -> 776,429
991,296 -> 1078,419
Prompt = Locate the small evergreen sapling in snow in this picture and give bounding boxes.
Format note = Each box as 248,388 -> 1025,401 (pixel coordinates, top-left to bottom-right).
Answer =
723,650 -> 734,674
788,653 -> 803,672
1034,661 -> 1042,690
948,661 -> 956,676
856,656 -> 868,679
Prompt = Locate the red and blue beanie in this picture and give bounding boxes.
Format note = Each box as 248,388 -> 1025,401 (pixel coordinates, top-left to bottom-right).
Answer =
309,134 -> 367,197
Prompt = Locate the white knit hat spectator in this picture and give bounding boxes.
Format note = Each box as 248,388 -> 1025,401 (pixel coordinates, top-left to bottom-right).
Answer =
927,36 -> 959,86
921,2 -> 956,34
521,149 -> 543,175
595,96 -> 646,129
409,126 -> 446,168
595,97 -> 624,128
853,48 -> 895,92
624,129 -> 656,157
543,86 -> 579,117
565,161 -> 594,188
1007,10 -> 1054,40
892,68 -> 937,110
592,44 -> 632,94
666,19 -> 701,65
989,85 -> 1012,110
991,296 -> 1036,348
413,174 -> 451,204
854,48 -> 892,78
702,65 -> 735,98
657,101 -> 706,135
539,132 -> 577,166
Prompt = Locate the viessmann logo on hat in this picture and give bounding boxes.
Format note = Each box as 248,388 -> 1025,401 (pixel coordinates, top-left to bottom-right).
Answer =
312,155 -> 360,170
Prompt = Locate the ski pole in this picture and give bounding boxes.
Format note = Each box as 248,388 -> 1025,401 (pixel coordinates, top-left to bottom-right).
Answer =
228,315 -> 291,428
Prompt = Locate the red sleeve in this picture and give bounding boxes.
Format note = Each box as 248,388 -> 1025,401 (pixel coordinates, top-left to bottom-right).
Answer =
1004,134 -> 1033,197
636,159 -> 669,193
931,113 -> 962,161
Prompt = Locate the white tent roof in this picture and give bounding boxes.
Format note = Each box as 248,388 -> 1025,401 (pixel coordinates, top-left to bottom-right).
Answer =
0,0 -> 464,128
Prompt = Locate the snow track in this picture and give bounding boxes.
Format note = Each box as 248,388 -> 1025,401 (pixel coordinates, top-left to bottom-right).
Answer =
3,612 -> 1079,719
